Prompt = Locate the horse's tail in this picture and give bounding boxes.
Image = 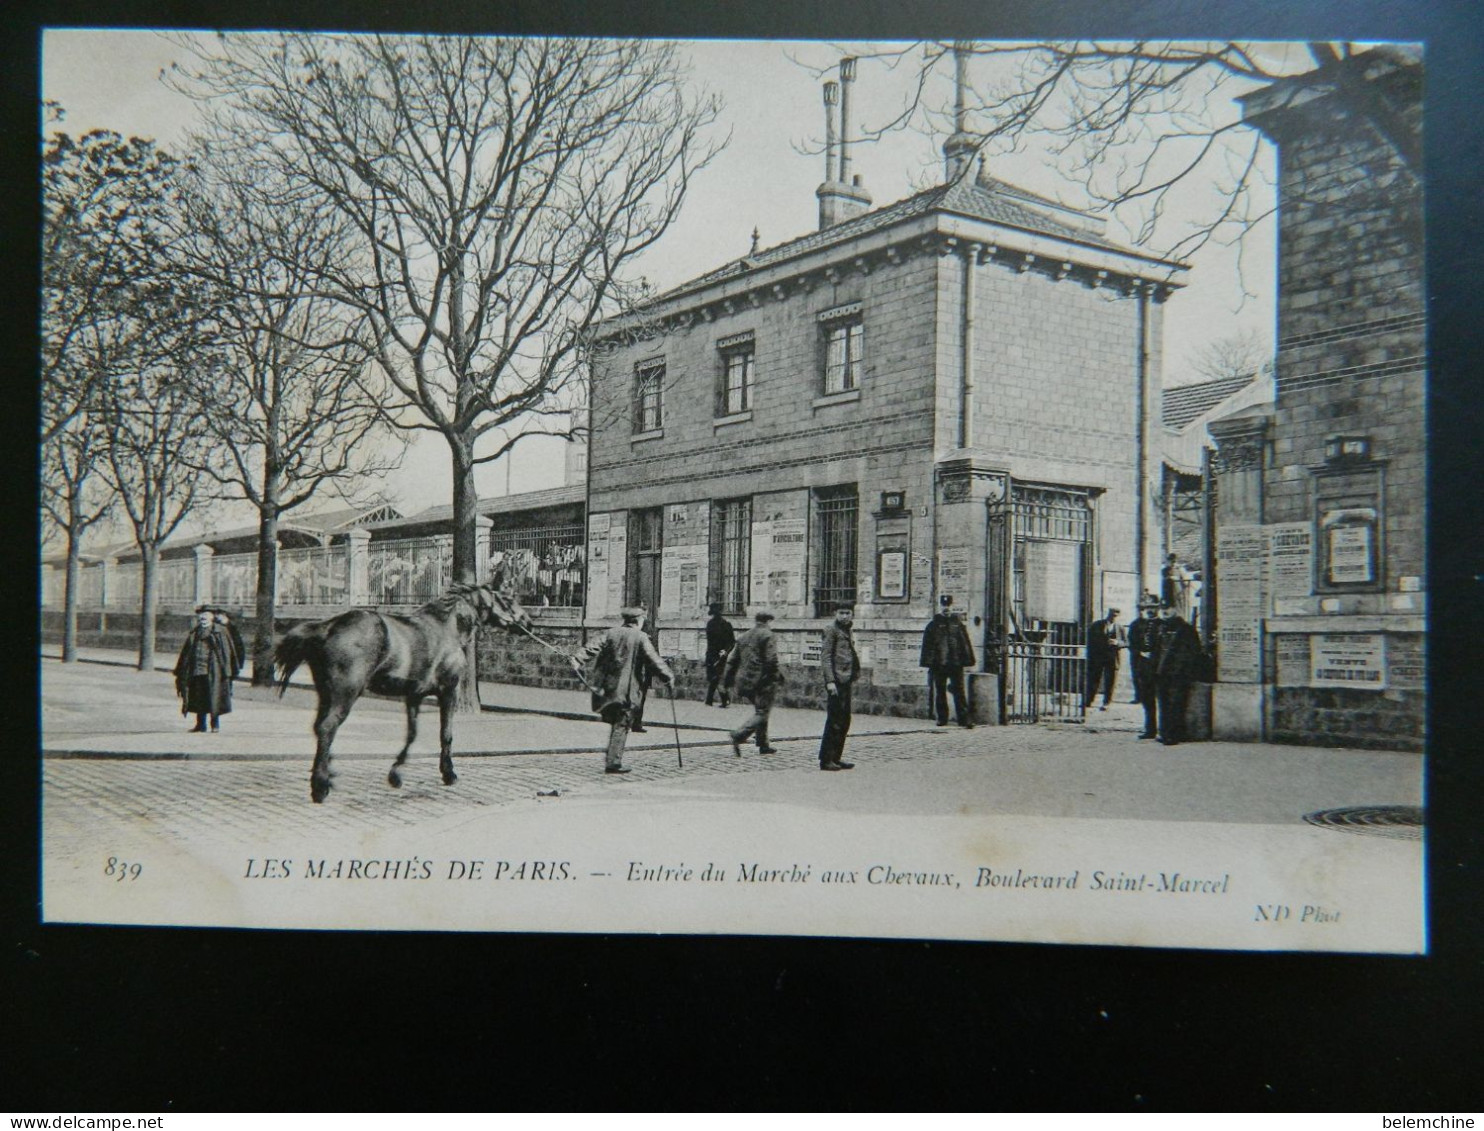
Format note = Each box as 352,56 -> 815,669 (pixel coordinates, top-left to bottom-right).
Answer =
273,620 -> 330,696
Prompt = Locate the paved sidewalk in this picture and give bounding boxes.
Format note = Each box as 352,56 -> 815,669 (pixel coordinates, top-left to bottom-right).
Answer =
40,645 -> 937,761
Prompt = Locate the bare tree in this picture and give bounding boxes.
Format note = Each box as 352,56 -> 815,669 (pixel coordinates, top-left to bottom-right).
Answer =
830,41 -> 1419,281
42,121 -> 179,660
1181,327 -> 1273,384
169,153 -> 405,685
41,412 -> 114,662
42,121 -> 179,444
170,32 -> 722,706
99,275 -> 218,672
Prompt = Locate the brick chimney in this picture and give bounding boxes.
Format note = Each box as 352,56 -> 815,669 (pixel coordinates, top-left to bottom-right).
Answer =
816,57 -> 873,229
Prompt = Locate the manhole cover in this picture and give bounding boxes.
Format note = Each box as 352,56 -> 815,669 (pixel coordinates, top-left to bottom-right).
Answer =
1302,805 -> 1424,840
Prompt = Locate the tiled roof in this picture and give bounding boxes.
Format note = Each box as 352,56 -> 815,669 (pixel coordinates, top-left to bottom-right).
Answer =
661,160 -> 1174,303
1162,373 -> 1262,429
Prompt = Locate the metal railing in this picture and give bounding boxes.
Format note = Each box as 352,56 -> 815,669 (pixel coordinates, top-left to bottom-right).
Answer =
278,544 -> 350,606
490,523 -> 584,608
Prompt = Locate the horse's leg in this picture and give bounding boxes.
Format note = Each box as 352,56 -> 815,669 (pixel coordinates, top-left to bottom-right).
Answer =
437,688 -> 458,786
389,695 -> 420,788
310,690 -> 354,804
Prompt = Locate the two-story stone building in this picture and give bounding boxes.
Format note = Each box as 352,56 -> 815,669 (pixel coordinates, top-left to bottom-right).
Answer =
583,61 -> 1187,721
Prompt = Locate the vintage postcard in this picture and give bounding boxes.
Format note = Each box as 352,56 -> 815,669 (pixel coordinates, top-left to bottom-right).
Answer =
39,31 -> 1425,950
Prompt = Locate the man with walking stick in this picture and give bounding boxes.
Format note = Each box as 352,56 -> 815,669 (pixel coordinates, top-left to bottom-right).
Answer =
573,606 -> 673,775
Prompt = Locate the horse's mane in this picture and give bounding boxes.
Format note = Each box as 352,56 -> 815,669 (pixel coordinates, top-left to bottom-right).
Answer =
417,583 -> 483,620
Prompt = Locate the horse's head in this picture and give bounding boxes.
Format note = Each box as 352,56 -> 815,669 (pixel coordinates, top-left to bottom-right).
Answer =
468,581 -> 532,634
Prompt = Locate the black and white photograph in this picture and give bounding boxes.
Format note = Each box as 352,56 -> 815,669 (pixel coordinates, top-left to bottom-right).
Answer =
38,27 -> 1433,955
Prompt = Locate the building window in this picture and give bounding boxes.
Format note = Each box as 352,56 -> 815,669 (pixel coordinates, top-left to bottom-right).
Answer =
709,498 -> 752,614
821,312 -> 864,395
634,360 -> 664,432
719,344 -> 755,416
814,485 -> 859,616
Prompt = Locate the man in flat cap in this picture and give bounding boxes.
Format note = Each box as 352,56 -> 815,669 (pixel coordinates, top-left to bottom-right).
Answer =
920,594 -> 977,728
724,610 -> 784,756
818,604 -> 860,771
574,606 -> 673,774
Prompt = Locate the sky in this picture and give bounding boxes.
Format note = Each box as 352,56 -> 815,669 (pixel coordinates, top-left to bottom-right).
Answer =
42,29 -> 1280,529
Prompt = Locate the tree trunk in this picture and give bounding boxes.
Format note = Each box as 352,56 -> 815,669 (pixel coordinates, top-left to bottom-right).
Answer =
63,521 -> 81,663
451,434 -> 482,712
137,541 -> 159,672
252,497 -> 282,687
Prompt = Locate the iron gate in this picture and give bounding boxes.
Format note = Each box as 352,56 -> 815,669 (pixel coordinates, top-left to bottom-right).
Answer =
986,483 -> 1095,724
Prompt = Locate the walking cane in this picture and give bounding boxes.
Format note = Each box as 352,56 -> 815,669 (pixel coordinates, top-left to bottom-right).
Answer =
667,682 -> 684,769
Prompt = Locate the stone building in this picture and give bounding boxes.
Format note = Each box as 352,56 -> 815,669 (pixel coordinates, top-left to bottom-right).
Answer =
1209,47 -> 1424,749
583,59 -> 1187,721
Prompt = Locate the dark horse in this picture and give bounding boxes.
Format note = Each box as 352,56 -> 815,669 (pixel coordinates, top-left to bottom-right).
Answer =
274,582 -> 532,803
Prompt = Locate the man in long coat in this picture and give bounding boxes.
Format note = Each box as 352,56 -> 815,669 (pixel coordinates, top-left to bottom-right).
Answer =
724,610 -> 783,756
174,608 -> 235,732
818,605 -> 860,771
1084,606 -> 1124,712
1127,595 -> 1162,737
919,594 -> 977,728
704,602 -> 737,707
576,606 -> 674,774
1153,599 -> 1204,746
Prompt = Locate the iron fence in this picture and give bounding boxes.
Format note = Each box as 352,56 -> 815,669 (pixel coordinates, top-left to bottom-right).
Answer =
490,523 -> 584,608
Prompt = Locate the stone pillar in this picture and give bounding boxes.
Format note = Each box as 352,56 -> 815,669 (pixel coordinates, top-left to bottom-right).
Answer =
1207,411 -> 1273,741
345,529 -> 371,607
100,557 -> 116,609
193,544 -> 214,609
474,515 -> 493,584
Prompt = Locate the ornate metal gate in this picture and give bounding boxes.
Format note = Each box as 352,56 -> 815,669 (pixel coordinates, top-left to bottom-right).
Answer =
986,483 -> 1095,724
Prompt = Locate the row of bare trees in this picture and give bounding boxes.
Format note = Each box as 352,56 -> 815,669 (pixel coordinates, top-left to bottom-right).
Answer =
43,34 -> 721,704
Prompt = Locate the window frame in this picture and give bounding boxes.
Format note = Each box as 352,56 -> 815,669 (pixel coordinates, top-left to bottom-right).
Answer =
716,333 -> 756,418
634,358 -> 665,434
819,307 -> 864,396
709,496 -> 753,616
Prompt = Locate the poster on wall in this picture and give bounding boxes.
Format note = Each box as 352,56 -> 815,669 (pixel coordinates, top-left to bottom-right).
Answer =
768,518 -> 807,606
1100,571 -> 1138,619
586,514 -> 612,618
1266,522 -> 1314,600
878,550 -> 907,599
938,547 -> 971,601
1310,633 -> 1387,690
1216,524 -> 1264,682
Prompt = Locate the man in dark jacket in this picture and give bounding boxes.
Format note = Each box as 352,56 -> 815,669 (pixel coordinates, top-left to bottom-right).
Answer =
174,608 -> 235,732
703,602 -> 737,707
1153,599 -> 1203,746
920,594 -> 977,728
818,605 -> 860,771
1084,606 -> 1124,711
575,606 -> 674,774
1127,595 -> 1162,737
724,610 -> 782,756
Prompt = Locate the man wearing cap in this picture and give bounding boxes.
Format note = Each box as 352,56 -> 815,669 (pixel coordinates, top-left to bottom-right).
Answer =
703,602 -> 737,708
575,606 -> 674,774
1127,595 -> 1162,737
1153,598 -> 1203,746
818,605 -> 860,771
920,594 -> 977,728
1084,606 -> 1124,712
723,611 -> 783,756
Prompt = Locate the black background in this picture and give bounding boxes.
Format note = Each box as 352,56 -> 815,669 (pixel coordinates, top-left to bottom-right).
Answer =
5,0 -> 1482,1112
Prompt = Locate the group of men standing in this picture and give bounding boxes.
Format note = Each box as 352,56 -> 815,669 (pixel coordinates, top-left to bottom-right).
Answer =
1089,595 -> 1204,745
573,585 -> 1206,776
576,601 -> 864,775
